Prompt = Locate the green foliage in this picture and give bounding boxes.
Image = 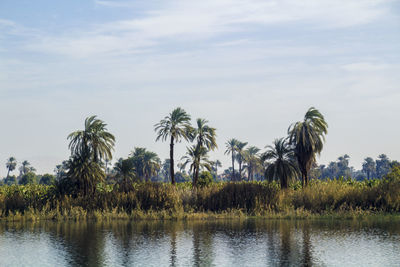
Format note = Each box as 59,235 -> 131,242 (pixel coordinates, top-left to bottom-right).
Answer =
19,172 -> 37,185
39,174 -> 56,185
288,107 -> 328,186
0,167 -> 399,220
3,175 -> 17,185
197,171 -> 213,187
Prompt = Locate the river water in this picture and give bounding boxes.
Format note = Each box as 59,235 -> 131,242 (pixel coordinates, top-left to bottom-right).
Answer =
0,219 -> 399,266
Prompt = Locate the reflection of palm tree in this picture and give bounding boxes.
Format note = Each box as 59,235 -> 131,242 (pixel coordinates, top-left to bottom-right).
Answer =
302,223 -> 312,267
288,107 -> 328,187
154,107 -> 193,184
170,228 -> 177,267
279,221 -> 291,266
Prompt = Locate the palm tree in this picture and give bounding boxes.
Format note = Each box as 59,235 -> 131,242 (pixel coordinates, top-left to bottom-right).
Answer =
6,157 -> 17,178
181,145 -> 212,185
154,107 -> 193,185
213,160 -> 222,179
362,157 -> 376,180
235,141 -> 248,180
225,138 -> 239,181
142,151 -> 161,182
262,138 -> 299,189
68,115 -> 115,163
288,107 -> 328,187
19,160 -> 34,176
191,118 -> 217,187
244,146 -> 261,181
114,158 -> 136,192
129,147 -> 160,181
66,155 -> 105,196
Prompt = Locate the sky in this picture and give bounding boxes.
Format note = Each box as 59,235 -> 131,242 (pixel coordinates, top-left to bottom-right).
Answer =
0,0 -> 399,176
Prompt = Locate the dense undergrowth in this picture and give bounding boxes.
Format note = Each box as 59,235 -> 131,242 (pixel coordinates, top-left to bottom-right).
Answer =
1,167 -> 399,222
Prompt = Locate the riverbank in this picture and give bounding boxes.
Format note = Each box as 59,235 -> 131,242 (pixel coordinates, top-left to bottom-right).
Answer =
1,170 -> 399,222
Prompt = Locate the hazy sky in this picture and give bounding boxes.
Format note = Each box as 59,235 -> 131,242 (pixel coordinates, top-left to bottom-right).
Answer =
0,0 -> 399,176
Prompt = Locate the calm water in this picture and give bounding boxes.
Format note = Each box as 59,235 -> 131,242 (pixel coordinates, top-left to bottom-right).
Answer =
0,219 -> 399,267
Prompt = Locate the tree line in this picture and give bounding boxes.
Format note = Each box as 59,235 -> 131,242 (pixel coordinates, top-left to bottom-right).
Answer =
1,107 -> 398,195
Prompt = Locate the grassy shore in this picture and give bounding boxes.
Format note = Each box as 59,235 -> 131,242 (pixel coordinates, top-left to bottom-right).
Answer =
1,168 -> 399,222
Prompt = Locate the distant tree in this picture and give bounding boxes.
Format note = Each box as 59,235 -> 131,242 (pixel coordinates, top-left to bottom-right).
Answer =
197,171 -> 213,187
181,145 -> 212,186
225,138 -> 239,181
263,138 -> 299,189
114,158 -> 136,192
190,118 -> 217,187
337,154 -> 351,178
212,160 -> 222,180
161,159 -> 171,182
6,157 -> 17,178
3,175 -> 17,185
175,171 -> 191,183
376,154 -> 391,178
39,174 -> 56,185
19,172 -> 37,185
235,141 -> 248,180
288,107 -> 328,187
244,146 -> 261,181
362,157 -> 376,180
19,160 -> 35,176
54,160 -> 69,181
129,147 -> 160,181
154,107 -> 193,185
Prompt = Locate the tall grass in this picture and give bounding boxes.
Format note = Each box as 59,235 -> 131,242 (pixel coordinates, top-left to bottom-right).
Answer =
1,167 -> 399,221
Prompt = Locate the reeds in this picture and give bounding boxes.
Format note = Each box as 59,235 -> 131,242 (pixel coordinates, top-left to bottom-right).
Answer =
0,167 -> 399,221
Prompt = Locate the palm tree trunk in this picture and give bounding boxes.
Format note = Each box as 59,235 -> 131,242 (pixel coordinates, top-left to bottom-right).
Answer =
231,152 -> 235,181
239,161 -> 242,181
6,168 -> 10,179
193,164 -> 199,188
170,136 -> 175,185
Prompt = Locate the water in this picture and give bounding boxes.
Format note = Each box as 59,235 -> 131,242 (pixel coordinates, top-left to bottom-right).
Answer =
0,219 -> 399,267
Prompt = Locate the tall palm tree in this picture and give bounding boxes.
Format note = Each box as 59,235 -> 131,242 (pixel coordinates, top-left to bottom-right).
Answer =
191,118 -> 217,187
288,107 -> 328,187
181,145 -> 212,185
235,141 -> 248,180
263,138 -> 299,189
244,146 -> 261,181
6,157 -> 17,178
225,138 -> 239,181
154,107 -> 193,184
114,158 -> 136,192
68,115 -> 115,163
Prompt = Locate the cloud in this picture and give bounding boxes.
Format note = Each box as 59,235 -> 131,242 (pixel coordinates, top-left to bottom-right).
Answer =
13,0 -> 394,58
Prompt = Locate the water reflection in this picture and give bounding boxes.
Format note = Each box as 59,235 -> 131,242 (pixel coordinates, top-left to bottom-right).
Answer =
0,219 -> 399,266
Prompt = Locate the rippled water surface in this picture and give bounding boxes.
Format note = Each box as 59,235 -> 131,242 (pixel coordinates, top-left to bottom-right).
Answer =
0,219 -> 399,266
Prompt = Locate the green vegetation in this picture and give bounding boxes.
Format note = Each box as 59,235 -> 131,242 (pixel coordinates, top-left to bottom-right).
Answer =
0,167 -> 399,221
1,107 -> 399,221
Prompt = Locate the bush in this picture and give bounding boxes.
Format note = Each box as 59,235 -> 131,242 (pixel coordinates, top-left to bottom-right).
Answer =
19,172 -> 37,185
197,171 -> 213,187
